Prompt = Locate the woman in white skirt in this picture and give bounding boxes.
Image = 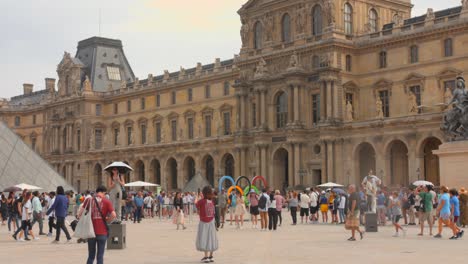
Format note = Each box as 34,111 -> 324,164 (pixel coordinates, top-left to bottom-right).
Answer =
234,192 -> 245,229
196,186 -> 218,263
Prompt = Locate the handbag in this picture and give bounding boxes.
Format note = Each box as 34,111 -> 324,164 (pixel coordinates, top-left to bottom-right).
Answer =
73,198 -> 95,239
94,196 -> 110,236
121,186 -> 127,200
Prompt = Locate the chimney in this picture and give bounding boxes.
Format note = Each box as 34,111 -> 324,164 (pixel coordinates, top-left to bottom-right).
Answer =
23,84 -> 33,95
45,78 -> 56,92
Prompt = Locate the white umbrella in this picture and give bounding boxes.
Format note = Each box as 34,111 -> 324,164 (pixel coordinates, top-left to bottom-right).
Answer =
412,180 -> 434,187
124,181 -> 159,187
104,161 -> 134,174
15,183 -> 42,190
318,182 -> 344,188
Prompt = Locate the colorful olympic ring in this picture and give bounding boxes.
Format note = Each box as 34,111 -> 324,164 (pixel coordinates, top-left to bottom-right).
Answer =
243,185 -> 260,196
227,186 -> 244,205
252,175 -> 268,189
218,175 -> 235,193
235,176 -> 252,195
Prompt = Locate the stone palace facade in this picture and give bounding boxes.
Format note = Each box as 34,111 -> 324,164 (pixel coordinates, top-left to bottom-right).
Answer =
2,0 -> 468,192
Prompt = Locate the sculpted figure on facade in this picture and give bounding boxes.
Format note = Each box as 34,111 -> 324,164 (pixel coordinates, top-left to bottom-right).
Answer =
264,13 -> 274,41
295,5 -> 306,34
408,91 -> 418,114
83,75 -> 92,92
393,13 -> 404,27
130,129 -> 135,145
179,67 -> 186,79
323,0 -> 336,25
376,97 -> 384,119
133,78 -> 140,89
288,52 -> 300,68
255,57 -> 268,76
426,8 -> 435,21
240,19 -> 250,47
120,80 -> 127,90
445,86 -> 453,108
442,76 -> 468,139
89,129 -> 95,150
346,101 -> 354,121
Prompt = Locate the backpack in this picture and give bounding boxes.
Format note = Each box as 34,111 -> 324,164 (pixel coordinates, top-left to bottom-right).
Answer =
13,197 -> 21,214
258,194 -> 267,209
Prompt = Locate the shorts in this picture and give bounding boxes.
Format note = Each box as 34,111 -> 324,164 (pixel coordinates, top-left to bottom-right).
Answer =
453,216 -> 459,223
440,212 -> 451,221
320,204 -> 329,213
250,206 -> 259,216
420,212 -> 432,222
21,220 -> 32,231
300,208 -> 309,217
392,215 -> 401,224
310,206 -> 318,214
332,209 -> 338,215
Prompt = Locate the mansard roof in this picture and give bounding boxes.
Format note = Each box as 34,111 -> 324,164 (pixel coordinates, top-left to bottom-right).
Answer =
383,6 -> 463,31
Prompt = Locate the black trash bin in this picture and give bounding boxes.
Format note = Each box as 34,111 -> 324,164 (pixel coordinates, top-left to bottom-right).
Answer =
365,213 -> 378,232
107,223 -> 126,250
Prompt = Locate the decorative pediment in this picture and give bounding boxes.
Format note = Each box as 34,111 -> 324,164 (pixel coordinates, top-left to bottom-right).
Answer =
111,121 -> 120,129
201,106 -> 214,116
219,103 -> 233,112
238,0 -> 267,13
167,111 -> 179,120
343,81 -> 359,93
57,51 -> 84,73
137,117 -> 148,125
92,122 -> 106,129
124,119 -> 134,127
437,67 -> 462,79
30,131 -> 38,138
183,109 -> 196,118
374,78 -> 393,88
404,73 -> 425,83
152,114 -> 163,123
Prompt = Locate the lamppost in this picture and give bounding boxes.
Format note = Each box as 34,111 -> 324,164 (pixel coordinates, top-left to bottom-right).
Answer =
298,169 -> 308,186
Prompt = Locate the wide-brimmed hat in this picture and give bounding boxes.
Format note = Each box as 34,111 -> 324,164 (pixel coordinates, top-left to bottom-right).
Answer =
460,187 -> 467,194
250,189 -> 256,193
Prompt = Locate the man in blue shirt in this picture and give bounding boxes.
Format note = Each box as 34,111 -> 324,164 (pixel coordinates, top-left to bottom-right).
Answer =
449,189 -> 464,239
434,186 -> 462,239
133,191 -> 144,223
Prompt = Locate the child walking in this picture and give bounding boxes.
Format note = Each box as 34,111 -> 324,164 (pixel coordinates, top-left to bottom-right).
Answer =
390,191 -> 407,237
196,186 -> 218,263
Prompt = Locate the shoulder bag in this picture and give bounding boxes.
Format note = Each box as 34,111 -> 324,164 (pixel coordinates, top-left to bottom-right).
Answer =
94,196 -> 110,236
73,198 -> 95,239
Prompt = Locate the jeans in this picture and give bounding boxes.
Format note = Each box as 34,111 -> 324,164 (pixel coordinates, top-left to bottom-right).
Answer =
13,218 -> 28,239
290,207 -> 297,224
277,210 -> 282,225
339,208 -> 346,223
55,217 -> 71,241
48,216 -> 56,233
31,212 -> 44,234
87,235 -> 108,264
134,207 -> 142,223
268,208 -> 278,230
8,214 -> 20,232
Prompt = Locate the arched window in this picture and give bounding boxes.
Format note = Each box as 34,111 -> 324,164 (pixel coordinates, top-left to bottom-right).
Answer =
344,3 -> 353,35
369,9 -> 378,33
276,92 -> 288,128
312,5 -> 323,36
282,14 -> 291,43
254,21 -> 263,49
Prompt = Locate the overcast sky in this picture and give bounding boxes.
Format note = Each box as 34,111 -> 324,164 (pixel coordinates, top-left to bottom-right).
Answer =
0,0 -> 461,99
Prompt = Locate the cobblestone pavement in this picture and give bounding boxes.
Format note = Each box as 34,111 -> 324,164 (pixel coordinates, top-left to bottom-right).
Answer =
0,215 -> 466,264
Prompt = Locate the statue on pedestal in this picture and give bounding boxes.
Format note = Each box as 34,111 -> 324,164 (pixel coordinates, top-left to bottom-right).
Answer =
346,101 -> 354,121
376,97 -> 384,119
240,20 -> 250,47
361,170 -> 381,213
441,76 -> 468,139
408,91 -> 418,114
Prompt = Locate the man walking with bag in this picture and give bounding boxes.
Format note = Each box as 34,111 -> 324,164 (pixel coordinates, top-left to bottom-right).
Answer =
78,185 -> 116,264
31,191 -> 46,235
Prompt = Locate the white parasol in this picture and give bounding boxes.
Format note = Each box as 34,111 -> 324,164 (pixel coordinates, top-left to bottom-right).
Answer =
104,161 -> 134,174
412,180 -> 434,187
318,182 -> 344,188
124,181 -> 159,187
15,183 -> 42,190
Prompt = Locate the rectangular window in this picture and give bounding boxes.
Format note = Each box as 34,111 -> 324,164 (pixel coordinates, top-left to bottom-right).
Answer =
77,129 -> 81,151
95,104 -> 102,116
410,85 -> 422,113
410,46 -> 419,63
444,80 -> 456,91
14,116 -> 20,127
379,90 -> 390,118
95,129 -> 102,149
31,138 -> 36,151
444,38 -> 453,57
156,94 -> 161,107
32,115 -> 36,125
106,66 -> 121,81
224,82 -> 230,96
379,51 -> 387,69
205,115 -> 212,137
312,94 -> 320,125
155,122 -> 161,143
252,103 -> 257,127
188,88 -> 193,102
223,112 -> 231,135
345,55 -> 352,72
127,100 -> 132,112
141,98 -> 146,110
346,93 -> 354,106
127,127 -> 132,145
205,85 -> 211,99
114,128 -> 119,146
141,124 -> 147,144
171,91 -> 176,105
187,117 -> 194,140
113,103 -> 118,115
171,120 -> 177,141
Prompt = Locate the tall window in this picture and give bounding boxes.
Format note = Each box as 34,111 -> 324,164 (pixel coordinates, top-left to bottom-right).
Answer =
282,13 -> 291,42
141,98 -> 146,110
114,128 -> 119,146
345,55 -> 352,72
95,104 -> 102,116
409,85 -> 422,113
156,94 -> 161,107
223,112 -> 231,135
312,5 -> 323,36
205,115 -> 212,137
346,93 -> 354,106
379,90 -> 390,118
95,129 -> 102,149
205,85 -> 211,99
171,91 -> 176,105
76,129 -> 81,151
188,88 -> 193,102
252,103 -> 257,127
379,51 -> 387,68
187,117 -> 194,140
344,3 -> 353,35
254,21 -> 262,49
31,138 -> 36,151
444,80 -> 456,92
127,127 -> 133,145
312,55 -> 320,69
127,100 -> 131,112
312,94 -> 320,125
32,115 -> 36,125
155,122 -> 161,143
171,120 -> 177,141
223,82 -> 230,96
369,9 -> 378,33
444,38 -> 453,57
141,124 -> 147,144
410,45 -> 419,63
14,116 -> 20,127
113,103 -> 118,115
276,92 -> 288,128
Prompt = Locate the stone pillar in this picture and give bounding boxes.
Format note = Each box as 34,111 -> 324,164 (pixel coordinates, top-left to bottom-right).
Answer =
320,82 -> 326,122
326,81 -> 332,120
236,94 -> 241,130
327,141 -> 334,182
288,85 -> 294,124
255,145 -> 261,176
55,126 -> 60,152
260,89 -> 267,128
144,159 -> 151,182
321,141 -> 328,183
293,85 -> 300,124
235,148 -> 241,178
255,91 -> 260,128
288,144 -> 294,188
240,147 -> 247,176
240,95 -> 246,130
294,143 -> 301,186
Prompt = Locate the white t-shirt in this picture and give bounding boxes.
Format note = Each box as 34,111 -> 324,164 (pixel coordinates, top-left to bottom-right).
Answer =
309,192 -> 318,207
299,194 -> 310,208
338,196 -> 347,209
22,200 -> 32,221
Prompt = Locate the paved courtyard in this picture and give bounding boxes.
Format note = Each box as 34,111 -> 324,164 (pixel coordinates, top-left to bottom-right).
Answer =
0,215 -> 466,263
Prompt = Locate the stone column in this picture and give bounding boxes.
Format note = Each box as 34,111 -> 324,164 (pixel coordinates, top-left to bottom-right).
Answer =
240,147 -> 247,176
326,81 -> 332,121
236,94 -> 241,130
144,159 -> 151,182
327,141 -> 334,182
293,85 -> 300,124
55,126 -> 60,152
260,89 -> 267,128
255,91 -> 261,128
294,143 -> 301,186
240,95 -> 246,130
235,148 -> 241,178
321,141 -> 328,183
320,82 -> 326,122
288,85 -> 294,124
255,145 -> 261,176
288,143 -> 294,188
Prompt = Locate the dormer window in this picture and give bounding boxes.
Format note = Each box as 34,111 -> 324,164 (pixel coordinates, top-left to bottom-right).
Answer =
107,66 -> 121,81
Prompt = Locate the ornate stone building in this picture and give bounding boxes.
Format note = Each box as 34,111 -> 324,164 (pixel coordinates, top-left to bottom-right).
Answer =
2,0 -> 468,191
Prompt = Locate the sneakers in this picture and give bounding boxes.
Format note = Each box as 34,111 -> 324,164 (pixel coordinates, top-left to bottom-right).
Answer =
457,230 -> 464,238
434,234 -> 442,238
51,240 -> 59,244
208,256 -> 214,262
66,239 -> 73,243
402,229 -> 407,237
393,232 -> 400,237
34,237 -> 40,241
47,232 -> 53,237
12,234 -> 17,241
24,238 -> 31,241
201,257 -> 210,263
18,238 -> 25,242
449,236 -> 458,240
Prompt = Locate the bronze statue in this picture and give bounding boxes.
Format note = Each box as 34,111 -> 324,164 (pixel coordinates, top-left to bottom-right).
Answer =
441,76 -> 468,140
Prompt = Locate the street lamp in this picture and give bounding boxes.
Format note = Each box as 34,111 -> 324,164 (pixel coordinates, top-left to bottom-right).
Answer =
298,169 -> 308,185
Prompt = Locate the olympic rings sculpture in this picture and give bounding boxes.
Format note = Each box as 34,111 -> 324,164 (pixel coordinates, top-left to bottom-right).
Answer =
218,175 -> 268,205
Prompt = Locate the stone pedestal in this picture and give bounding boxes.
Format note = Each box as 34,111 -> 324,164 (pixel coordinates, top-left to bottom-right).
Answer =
433,141 -> 468,188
